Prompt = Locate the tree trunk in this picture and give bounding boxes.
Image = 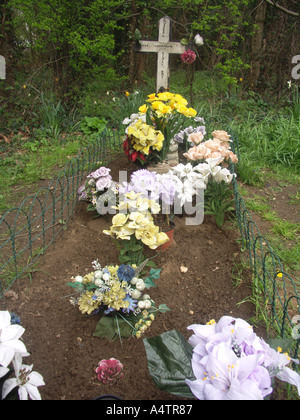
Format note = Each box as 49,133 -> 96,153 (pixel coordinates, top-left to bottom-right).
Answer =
250,2 -> 267,87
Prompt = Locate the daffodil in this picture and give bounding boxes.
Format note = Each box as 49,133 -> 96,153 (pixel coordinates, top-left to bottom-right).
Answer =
139,104 -> 148,113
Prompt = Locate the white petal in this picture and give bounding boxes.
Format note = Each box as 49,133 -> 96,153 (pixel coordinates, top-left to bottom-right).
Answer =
2,378 -> 18,399
1,324 -> 25,342
0,311 -> 11,328
0,345 -> 16,367
26,383 -> 42,400
28,371 -> 45,387
18,386 -> 29,400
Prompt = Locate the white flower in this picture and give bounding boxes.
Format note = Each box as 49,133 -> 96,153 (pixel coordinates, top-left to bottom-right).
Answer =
212,167 -> 233,184
287,80 -> 292,89
206,156 -> 224,168
194,34 -> 204,46
177,179 -> 195,207
0,311 -> 27,368
2,354 -> 45,400
136,279 -> 146,291
131,289 -> 141,299
94,270 -> 103,279
138,301 -> 145,309
102,273 -> 111,282
74,276 -> 83,283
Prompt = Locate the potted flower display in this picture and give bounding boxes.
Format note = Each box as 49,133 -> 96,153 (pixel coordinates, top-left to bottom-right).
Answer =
68,260 -> 170,341
122,92 -> 198,166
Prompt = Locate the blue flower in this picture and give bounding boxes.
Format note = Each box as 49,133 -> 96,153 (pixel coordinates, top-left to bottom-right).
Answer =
104,307 -> 115,315
9,312 -> 21,325
117,265 -> 135,283
122,295 -> 138,314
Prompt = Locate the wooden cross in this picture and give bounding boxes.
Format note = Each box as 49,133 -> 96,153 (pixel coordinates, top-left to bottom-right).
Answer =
0,56 -> 6,79
138,17 -> 186,92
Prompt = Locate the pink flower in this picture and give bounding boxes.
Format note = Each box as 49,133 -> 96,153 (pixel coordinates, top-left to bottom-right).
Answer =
189,132 -> 204,145
95,358 -> 124,384
88,167 -> 111,179
96,175 -> 112,191
184,144 -> 210,161
181,49 -> 196,64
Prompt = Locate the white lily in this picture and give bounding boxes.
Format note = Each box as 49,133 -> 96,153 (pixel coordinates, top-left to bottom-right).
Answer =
0,311 -> 27,368
2,354 -> 45,400
212,167 -> 233,184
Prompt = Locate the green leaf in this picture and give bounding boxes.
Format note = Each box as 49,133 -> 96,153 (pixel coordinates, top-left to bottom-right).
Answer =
157,304 -> 171,314
135,29 -> 142,41
93,314 -> 133,340
66,282 -> 84,291
144,268 -> 162,288
143,330 -> 195,398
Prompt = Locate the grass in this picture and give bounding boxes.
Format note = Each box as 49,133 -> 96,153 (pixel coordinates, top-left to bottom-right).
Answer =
0,134 -> 91,213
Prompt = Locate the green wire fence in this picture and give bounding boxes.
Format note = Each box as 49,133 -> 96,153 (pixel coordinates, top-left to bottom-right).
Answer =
0,124 -> 299,360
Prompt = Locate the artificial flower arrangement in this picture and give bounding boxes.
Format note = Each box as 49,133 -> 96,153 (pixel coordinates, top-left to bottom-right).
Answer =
68,260 -> 170,340
144,316 -> 300,400
174,128 -> 238,227
0,311 -> 45,400
103,191 -> 170,265
77,166 -> 116,212
183,129 -> 239,165
122,92 -> 198,165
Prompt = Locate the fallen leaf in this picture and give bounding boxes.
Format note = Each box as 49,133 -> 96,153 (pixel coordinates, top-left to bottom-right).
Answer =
180,265 -> 188,273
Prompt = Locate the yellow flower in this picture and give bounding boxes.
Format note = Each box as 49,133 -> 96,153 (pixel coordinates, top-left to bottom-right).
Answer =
186,107 -> 197,117
155,232 -> 170,248
112,213 -> 128,227
139,104 -> 148,113
78,291 -> 100,315
135,222 -> 159,248
151,100 -> 163,110
107,265 -> 119,276
125,91 -> 130,97
83,272 -> 95,284
147,93 -> 157,102
157,91 -> 174,101
116,226 -> 135,240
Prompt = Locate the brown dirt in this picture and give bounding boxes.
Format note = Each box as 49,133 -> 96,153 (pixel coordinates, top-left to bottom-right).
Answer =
2,156 -> 257,401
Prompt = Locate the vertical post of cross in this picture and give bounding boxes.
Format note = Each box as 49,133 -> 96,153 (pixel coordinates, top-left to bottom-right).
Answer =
138,16 -> 186,93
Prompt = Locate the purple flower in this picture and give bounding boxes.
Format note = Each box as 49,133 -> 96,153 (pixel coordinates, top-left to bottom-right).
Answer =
88,167 -> 111,179
185,316 -> 300,400
186,342 -> 271,400
96,175 -> 112,192
130,170 -> 157,196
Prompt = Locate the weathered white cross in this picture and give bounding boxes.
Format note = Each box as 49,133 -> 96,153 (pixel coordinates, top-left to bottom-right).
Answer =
138,16 -> 186,93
